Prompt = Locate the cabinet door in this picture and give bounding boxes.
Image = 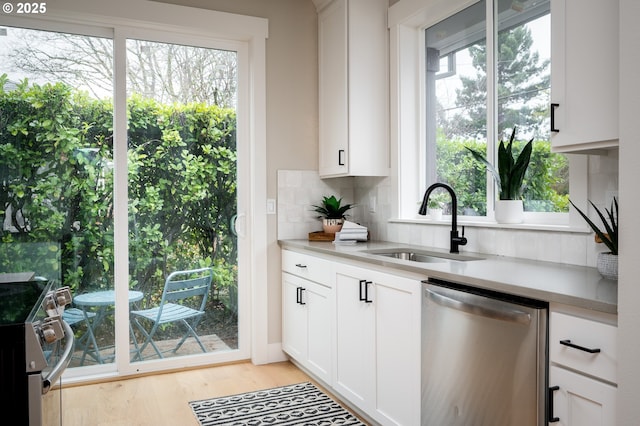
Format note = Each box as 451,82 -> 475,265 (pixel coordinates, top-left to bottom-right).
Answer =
550,0 -> 618,152
549,365 -> 617,426
334,269 -> 376,411
318,0 -> 388,177
373,272 -> 421,426
282,273 -> 308,361
318,0 -> 348,177
305,279 -> 333,384
334,263 -> 421,425
282,272 -> 334,384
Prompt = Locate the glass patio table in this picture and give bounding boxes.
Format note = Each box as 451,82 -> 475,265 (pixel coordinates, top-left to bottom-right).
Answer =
73,290 -> 143,364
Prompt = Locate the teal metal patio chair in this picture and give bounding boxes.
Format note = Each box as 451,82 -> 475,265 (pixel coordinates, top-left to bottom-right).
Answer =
62,307 -> 97,365
131,267 -> 214,360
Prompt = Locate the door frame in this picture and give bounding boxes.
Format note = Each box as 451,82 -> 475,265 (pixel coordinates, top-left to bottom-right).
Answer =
1,2 -> 269,380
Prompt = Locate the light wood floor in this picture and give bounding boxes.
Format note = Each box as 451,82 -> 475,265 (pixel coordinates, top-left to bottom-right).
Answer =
44,361 -> 321,426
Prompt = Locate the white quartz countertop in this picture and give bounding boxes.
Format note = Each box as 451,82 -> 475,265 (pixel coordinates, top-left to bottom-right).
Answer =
279,239 -> 617,314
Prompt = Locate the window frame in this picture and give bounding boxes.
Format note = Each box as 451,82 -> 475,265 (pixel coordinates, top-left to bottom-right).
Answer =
389,0 -> 587,228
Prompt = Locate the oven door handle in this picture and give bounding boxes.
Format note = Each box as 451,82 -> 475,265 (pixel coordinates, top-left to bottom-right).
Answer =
42,320 -> 74,395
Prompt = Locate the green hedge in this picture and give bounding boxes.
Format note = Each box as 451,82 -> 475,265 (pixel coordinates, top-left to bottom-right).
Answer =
435,133 -> 568,215
0,76 -> 237,306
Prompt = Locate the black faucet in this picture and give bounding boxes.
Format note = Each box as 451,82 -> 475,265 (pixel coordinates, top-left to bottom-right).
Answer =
418,183 -> 467,253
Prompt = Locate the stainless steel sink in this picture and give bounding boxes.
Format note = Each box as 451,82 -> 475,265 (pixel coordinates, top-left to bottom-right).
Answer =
363,249 -> 484,263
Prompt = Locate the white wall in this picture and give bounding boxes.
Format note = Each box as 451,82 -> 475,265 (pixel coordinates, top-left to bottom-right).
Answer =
617,0 -> 640,423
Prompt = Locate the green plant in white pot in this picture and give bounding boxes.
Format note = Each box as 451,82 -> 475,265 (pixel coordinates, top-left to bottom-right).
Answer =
312,195 -> 354,233
466,127 -> 533,223
426,192 -> 449,221
570,198 -> 618,280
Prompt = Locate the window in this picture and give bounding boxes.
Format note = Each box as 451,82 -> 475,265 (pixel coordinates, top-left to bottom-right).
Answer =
392,0 -> 577,225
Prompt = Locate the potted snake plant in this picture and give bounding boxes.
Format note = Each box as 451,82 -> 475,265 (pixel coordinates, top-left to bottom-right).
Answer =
466,127 -> 533,223
312,195 -> 354,233
570,197 -> 618,280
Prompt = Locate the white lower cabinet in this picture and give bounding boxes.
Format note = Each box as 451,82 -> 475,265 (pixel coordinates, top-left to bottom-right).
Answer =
333,263 -> 421,426
282,272 -> 333,384
549,365 -> 616,426
548,309 -> 617,426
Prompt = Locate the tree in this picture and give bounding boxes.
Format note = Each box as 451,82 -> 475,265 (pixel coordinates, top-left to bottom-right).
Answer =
4,28 -> 237,107
446,25 -> 550,139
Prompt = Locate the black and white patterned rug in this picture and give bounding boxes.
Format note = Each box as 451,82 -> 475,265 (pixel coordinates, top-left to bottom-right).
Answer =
189,382 -> 366,426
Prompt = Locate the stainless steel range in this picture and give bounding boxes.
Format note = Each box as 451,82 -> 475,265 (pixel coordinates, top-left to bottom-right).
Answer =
0,279 -> 75,426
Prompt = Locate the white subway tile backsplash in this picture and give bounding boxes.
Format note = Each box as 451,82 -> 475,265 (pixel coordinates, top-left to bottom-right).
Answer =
277,170 -> 355,240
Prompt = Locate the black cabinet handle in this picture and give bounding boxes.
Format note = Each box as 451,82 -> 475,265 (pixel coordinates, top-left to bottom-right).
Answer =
364,281 -> 372,303
295,263 -> 307,268
359,280 -> 373,303
338,149 -> 345,166
548,386 -> 560,423
551,103 -> 560,132
559,339 -> 601,354
296,287 -> 306,305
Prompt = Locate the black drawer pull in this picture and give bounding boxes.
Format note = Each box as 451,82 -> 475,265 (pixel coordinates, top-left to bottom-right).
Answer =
548,386 -> 560,423
295,263 -> 307,268
559,339 -> 601,354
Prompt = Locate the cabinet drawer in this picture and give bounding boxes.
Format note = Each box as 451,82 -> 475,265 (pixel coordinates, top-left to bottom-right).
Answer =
550,312 -> 617,383
282,250 -> 335,286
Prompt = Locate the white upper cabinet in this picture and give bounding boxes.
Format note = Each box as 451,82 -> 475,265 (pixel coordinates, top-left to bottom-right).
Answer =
318,0 -> 389,177
550,0 -> 619,153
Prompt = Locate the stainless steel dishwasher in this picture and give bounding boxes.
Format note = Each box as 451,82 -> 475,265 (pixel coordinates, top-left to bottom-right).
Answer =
422,278 -> 548,426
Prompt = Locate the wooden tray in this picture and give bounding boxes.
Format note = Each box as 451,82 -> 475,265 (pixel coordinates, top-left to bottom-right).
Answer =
308,231 -> 335,241
308,231 -> 370,241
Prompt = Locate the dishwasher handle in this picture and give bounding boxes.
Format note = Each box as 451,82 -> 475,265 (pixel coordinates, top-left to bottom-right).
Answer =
425,287 -> 531,325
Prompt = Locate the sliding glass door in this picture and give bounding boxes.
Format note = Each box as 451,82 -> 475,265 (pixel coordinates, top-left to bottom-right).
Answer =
126,38 -> 239,363
0,26 -> 116,368
0,23 -> 245,375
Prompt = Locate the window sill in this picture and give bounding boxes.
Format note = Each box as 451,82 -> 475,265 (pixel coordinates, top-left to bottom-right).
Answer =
389,217 -> 592,234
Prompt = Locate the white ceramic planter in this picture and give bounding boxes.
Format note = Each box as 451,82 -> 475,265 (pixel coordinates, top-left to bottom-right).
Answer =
322,218 -> 344,233
597,252 -> 618,280
428,208 -> 443,221
495,200 -> 524,224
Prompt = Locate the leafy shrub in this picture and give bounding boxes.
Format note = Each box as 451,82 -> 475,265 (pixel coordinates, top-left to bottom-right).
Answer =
0,76 -> 237,308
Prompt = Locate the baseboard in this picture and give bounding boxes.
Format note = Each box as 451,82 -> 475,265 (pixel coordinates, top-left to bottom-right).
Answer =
266,342 -> 288,363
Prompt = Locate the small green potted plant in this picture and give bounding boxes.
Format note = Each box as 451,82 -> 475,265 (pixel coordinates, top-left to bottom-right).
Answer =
426,192 -> 449,221
466,127 -> 533,223
570,197 -> 618,280
312,195 -> 354,233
